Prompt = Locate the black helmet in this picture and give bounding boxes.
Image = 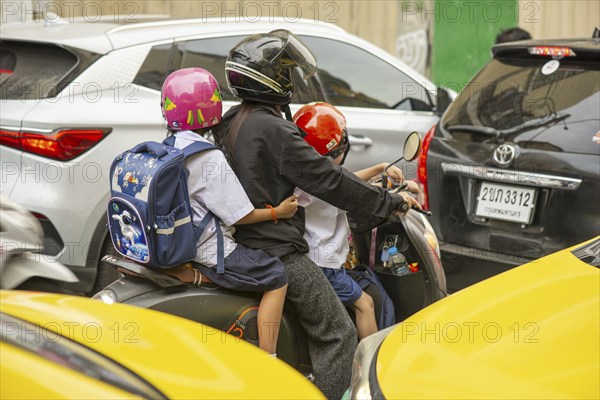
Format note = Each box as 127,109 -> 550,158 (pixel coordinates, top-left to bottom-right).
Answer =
225,30 -> 317,105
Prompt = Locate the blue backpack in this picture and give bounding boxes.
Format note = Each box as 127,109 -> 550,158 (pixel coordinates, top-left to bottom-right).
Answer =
347,265 -> 395,330
107,135 -> 224,271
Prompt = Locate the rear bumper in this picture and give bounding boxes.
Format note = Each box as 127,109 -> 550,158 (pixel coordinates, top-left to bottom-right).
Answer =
439,241 -> 533,293
440,241 -> 531,267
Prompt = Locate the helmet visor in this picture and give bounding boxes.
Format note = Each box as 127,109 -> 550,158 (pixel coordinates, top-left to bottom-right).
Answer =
269,30 -> 317,78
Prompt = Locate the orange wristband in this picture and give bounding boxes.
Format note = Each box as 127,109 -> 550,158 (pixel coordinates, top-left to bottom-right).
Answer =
265,204 -> 278,224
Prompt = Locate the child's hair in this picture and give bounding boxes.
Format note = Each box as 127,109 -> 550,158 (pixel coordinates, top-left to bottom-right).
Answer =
213,100 -> 278,164
495,27 -> 531,44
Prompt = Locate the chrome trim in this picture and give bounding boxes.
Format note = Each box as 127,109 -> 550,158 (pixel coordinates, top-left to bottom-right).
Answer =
439,242 -> 530,266
348,134 -> 373,147
1,126 -> 54,133
441,162 -> 582,190
492,144 -> 516,167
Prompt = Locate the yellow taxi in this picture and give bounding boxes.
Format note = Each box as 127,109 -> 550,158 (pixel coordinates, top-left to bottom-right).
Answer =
346,237 -> 600,399
0,291 -> 324,399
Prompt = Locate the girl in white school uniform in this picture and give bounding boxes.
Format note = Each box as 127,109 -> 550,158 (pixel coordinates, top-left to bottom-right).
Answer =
161,68 -> 297,356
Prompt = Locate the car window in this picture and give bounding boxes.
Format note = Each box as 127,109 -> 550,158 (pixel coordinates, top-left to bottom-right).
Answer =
174,36 -> 244,101
133,43 -> 172,91
571,238 -> 600,268
443,57 -> 600,155
0,41 -> 90,100
299,36 -> 433,111
173,36 -> 316,104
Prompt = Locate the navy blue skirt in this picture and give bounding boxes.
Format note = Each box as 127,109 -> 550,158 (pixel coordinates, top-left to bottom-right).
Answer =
193,245 -> 287,292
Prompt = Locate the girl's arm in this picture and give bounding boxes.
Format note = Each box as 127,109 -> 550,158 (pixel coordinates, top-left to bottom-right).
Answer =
236,195 -> 298,225
354,162 -> 387,181
355,163 -> 405,183
354,163 -> 419,193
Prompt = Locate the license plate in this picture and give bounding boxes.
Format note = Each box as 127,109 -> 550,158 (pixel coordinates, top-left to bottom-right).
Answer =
475,182 -> 537,224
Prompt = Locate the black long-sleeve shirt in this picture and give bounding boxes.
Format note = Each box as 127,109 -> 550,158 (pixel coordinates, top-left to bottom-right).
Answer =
221,104 -> 406,256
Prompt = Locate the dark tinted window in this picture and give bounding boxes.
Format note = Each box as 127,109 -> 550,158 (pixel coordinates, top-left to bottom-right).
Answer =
0,41 -> 80,100
175,36 -> 245,101
133,43 -> 172,91
571,238 -> 600,268
175,36 -> 325,104
443,56 -> 600,155
299,36 -> 433,110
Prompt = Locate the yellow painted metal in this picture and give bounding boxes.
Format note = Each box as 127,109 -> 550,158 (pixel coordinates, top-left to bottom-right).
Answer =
0,291 -> 324,399
377,238 -> 600,399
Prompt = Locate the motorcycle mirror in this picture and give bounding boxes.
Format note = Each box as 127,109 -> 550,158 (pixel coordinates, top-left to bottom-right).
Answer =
403,131 -> 422,162
383,131 -> 422,186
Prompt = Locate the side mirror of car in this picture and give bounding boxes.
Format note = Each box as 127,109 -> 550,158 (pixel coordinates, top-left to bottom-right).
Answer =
435,86 -> 452,116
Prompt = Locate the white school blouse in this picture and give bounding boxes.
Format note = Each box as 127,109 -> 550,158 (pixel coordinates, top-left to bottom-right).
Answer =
295,188 -> 350,269
174,131 -> 254,267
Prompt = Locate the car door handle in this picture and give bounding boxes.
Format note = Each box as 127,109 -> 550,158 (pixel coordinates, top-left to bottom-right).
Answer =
349,134 -> 373,148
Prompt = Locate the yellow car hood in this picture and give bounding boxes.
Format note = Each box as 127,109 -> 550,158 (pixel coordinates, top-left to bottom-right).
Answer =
377,240 -> 600,399
0,291 -> 323,399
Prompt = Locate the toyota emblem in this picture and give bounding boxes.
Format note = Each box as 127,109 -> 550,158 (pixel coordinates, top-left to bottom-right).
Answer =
493,144 -> 516,167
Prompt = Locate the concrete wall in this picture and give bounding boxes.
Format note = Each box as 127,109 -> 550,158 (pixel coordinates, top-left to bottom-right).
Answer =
519,0 -> 599,39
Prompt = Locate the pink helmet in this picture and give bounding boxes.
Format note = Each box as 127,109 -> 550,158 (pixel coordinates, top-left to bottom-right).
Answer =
161,68 -> 222,131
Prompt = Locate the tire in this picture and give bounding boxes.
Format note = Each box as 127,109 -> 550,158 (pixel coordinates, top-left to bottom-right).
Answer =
91,239 -> 123,295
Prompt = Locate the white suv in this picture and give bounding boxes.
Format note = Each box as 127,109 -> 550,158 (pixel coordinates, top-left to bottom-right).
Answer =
0,17 -> 445,294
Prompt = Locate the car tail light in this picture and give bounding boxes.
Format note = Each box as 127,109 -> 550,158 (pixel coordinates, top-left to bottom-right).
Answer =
0,128 -> 111,161
528,46 -> 576,57
0,130 -> 21,149
416,125 -> 436,210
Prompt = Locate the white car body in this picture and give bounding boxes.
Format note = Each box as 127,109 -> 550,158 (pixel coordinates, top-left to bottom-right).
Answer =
0,17 -> 445,293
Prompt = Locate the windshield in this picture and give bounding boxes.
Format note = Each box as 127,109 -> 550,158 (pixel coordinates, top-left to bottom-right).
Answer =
443,56 -> 600,155
571,238 -> 600,268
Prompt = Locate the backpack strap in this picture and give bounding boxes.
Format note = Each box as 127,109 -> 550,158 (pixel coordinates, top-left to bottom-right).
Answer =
166,135 -> 225,274
196,211 -> 225,274
163,135 -> 219,158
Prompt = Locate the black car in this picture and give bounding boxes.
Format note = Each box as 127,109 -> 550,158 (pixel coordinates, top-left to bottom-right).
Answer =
417,36 -> 600,292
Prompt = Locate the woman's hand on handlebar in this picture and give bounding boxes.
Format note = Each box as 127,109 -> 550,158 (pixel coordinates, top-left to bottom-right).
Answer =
395,192 -> 423,215
276,195 -> 299,219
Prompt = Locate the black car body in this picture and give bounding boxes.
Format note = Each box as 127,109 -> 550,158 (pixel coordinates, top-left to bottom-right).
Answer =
418,37 -> 600,291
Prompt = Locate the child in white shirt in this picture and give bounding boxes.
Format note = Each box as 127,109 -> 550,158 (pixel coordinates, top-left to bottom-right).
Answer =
294,102 -> 417,339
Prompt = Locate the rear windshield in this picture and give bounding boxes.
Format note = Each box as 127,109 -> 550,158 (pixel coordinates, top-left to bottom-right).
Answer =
443,55 -> 600,155
0,41 -> 85,100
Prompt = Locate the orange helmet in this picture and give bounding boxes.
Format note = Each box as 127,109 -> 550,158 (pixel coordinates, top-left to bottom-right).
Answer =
293,102 -> 349,162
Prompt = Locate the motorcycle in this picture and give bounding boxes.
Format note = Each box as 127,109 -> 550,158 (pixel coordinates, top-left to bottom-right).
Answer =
0,195 -> 78,291
93,132 -> 447,373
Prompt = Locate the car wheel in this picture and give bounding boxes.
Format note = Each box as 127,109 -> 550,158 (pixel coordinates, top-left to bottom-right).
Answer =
91,239 -> 123,295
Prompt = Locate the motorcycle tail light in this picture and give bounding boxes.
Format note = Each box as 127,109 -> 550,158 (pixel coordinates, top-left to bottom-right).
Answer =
416,125 -> 436,210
